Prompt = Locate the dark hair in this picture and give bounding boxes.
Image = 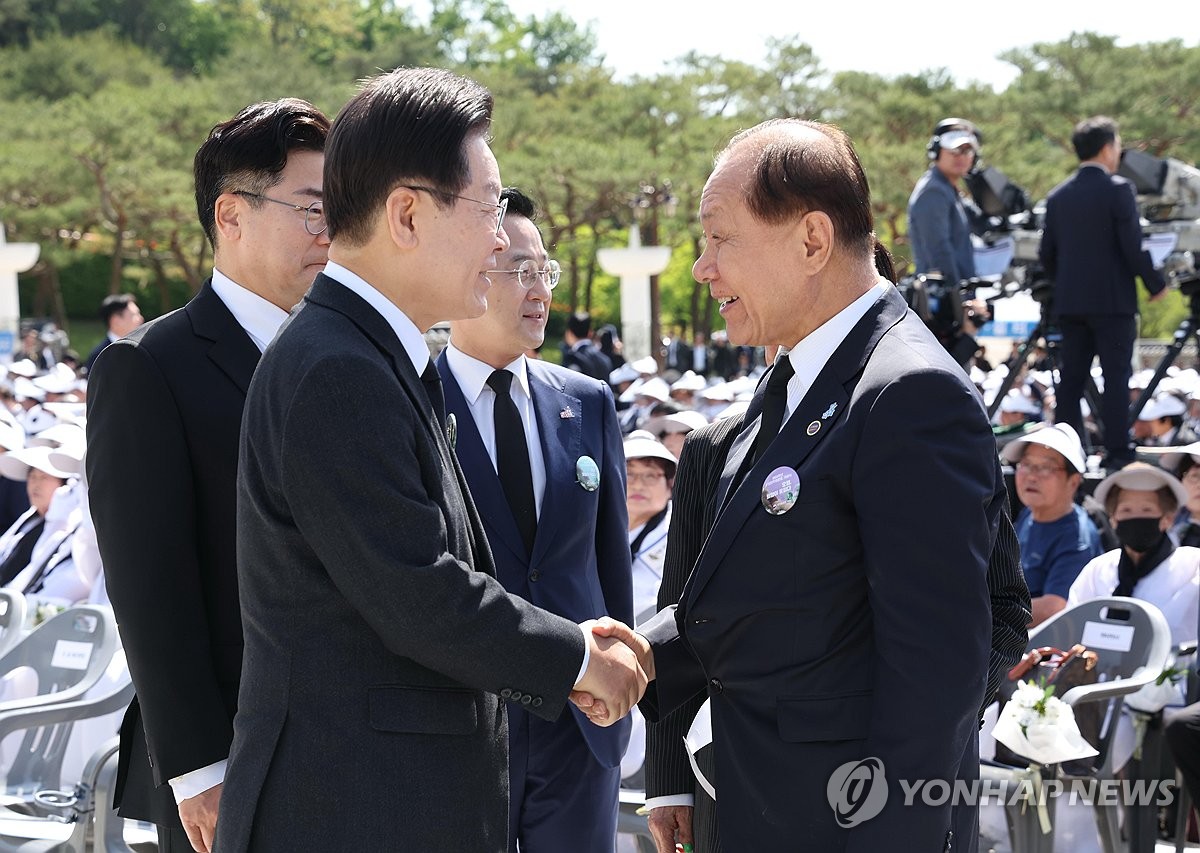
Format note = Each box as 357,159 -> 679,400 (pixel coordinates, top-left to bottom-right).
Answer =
872,238 -> 896,282
194,98 -> 330,248
501,186 -> 537,220
324,67 -> 494,246
1104,484 -> 1178,517
723,119 -> 874,255
99,293 -> 136,327
598,324 -> 620,356
627,454 -> 676,482
567,312 -> 592,339
1072,116 -> 1118,162
1178,456 -> 1198,479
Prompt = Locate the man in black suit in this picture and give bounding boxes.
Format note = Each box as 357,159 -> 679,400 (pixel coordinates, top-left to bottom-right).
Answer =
84,294 -> 143,375
86,98 -> 332,853
586,119 -> 1003,852
562,311 -> 612,380
438,187 -> 633,852
215,68 -> 645,852
1041,115 -> 1167,468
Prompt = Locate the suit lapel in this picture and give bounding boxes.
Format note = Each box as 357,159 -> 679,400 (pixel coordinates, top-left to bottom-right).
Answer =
528,363 -> 581,566
687,286 -> 909,604
437,351 -> 529,563
186,280 -> 261,395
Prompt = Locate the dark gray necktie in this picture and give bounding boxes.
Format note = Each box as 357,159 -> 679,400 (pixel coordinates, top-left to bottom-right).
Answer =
487,369 -> 537,555
421,361 -> 445,426
750,356 -> 795,465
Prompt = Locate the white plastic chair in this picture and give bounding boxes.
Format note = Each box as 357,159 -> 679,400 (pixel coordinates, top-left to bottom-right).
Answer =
983,596 -> 1173,853
0,594 -> 27,662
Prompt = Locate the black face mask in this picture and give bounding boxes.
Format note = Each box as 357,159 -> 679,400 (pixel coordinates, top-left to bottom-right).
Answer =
1115,517 -> 1166,553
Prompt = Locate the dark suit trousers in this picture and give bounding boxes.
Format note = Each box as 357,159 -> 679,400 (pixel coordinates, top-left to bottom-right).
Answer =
158,824 -> 195,853
1057,315 -> 1136,460
508,706 -> 619,853
1166,703 -> 1200,809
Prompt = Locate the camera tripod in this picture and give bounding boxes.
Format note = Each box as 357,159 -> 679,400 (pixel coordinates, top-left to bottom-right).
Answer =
986,307 -> 1106,454
1129,286 -> 1200,421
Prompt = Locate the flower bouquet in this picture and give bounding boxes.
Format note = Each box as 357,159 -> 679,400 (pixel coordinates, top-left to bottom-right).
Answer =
993,679 -> 1099,767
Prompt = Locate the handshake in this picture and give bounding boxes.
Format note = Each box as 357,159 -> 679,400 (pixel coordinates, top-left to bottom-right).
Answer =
570,618 -> 656,726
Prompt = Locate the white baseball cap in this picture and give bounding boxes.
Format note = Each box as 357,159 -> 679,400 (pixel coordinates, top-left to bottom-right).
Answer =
1137,394 -> 1187,421
1000,422 -> 1087,474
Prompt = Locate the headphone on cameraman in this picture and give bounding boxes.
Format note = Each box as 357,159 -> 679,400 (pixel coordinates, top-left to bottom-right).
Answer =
927,117 -> 982,161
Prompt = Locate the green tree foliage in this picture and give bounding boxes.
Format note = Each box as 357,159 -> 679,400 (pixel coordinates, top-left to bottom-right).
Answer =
0,5 -> 1197,347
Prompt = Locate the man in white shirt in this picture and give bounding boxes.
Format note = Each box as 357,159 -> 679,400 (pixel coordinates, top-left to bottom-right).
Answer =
87,98 -> 331,853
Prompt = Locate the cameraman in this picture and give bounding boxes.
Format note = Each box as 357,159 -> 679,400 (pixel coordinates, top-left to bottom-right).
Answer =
908,118 -> 988,366
1040,116 -> 1166,469
908,117 -> 983,289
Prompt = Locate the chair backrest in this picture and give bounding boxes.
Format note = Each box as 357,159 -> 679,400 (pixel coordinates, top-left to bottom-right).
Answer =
1007,596 -> 1173,776
0,591 -> 27,660
0,605 -> 118,795
1026,597 -> 1172,701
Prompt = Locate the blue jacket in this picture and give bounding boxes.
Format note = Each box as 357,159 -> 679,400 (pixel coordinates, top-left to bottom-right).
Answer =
908,166 -> 977,286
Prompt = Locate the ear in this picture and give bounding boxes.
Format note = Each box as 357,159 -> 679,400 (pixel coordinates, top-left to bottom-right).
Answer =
213,193 -> 243,244
797,211 -> 834,274
384,186 -> 421,250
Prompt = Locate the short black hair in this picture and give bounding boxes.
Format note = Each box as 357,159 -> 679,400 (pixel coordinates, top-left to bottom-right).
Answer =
1072,116 -> 1118,161
324,67 -> 493,246
194,98 -> 329,248
500,186 -> 537,220
723,119 -> 875,256
99,293 -> 136,327
567,312 -> 592,339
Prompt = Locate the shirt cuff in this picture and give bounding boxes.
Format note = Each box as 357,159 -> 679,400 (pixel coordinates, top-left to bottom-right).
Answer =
645,794 -> 695,809
574,624 -> 591,687
169,759 -> 227,804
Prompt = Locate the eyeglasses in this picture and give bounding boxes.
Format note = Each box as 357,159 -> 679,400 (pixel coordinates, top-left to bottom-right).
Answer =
400,185 -> 508,236
234,191 -> 326,235
1015,461 -> 1068,477
626,471 -> 666,485
495,259 -> 561,290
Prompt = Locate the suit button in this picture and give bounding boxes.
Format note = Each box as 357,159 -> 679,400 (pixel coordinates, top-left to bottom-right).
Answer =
709,678 -> 724,694
500,688 -> 512,699
509,691 -> 523,702
532,697 -> 543,708
529,570 -> 541,582
521,695 -> 533,705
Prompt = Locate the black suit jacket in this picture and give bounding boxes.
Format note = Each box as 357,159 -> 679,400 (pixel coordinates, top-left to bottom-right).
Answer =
1040,164 -> 1166,317
216,273 -> 587,852
645,406 -> 1029,851
639,287 -> 1003,852
87,281 -> 259,826
562,339 -> 612,381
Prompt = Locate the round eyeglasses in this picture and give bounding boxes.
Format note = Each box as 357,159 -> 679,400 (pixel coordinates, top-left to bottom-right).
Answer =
496,259 -> 561,290
234,191 -> 326,235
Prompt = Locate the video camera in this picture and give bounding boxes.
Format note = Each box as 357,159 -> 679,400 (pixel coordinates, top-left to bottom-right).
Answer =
1118,149 -> 1200,296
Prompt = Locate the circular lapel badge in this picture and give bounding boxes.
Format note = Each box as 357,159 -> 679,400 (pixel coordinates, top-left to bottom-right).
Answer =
762,466 -> 801,515
576,455 -> 600,491
446,413 -> 458,448
806,420 -> 821,436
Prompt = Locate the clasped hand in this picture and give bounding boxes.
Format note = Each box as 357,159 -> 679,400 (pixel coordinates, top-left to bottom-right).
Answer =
569,618 -> 655,725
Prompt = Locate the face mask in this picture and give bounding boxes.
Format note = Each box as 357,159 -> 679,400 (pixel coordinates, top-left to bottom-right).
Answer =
1115,517 -> 1165,553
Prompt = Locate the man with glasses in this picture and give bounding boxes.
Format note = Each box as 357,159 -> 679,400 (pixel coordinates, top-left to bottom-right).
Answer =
87,98 -> 331,853
435,186 -> 632,852
1001,424 -> 1103,627
216,69 -> 646,852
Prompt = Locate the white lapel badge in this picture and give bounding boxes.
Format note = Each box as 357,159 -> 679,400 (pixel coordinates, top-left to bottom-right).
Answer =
822,402 -> 838,420
560,406 -> 575,419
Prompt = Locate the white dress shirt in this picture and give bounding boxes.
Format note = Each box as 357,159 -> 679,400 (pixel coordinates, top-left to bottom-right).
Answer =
778,279 -> 891,427
443,342 -> 545,518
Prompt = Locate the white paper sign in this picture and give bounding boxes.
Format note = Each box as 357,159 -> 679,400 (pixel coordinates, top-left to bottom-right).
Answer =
1081,621 -> 1134,652
51,639 -> 93,671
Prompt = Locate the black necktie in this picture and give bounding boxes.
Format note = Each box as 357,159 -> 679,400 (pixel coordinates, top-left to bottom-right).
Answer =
487,369 -> 537,555
750,355 -> 795,465
421,361 -> 445,426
